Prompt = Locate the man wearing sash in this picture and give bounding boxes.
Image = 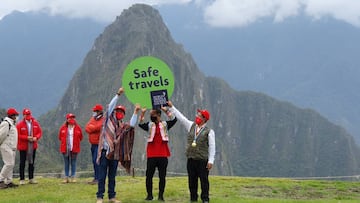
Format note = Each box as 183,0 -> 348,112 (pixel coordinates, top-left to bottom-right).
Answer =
167,101 -> 215,203
16,108 -> 42,185
96,87 -> 140,203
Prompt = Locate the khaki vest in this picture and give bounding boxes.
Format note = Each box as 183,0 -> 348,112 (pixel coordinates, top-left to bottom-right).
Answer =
186,123 -> 210,160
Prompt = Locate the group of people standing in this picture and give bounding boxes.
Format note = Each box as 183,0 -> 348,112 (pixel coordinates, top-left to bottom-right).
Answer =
0,108 -> 42,188
0,86 -> 216,203
90,87 -> 216,203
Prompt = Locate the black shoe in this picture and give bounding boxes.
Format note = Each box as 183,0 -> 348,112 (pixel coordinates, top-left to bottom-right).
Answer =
158,196 -> 164,201
0,181 -> 8,189
145,196 -> 153,201
6,182 -> 18,188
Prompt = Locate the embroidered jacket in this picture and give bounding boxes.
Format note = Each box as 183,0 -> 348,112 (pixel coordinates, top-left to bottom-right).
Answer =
147,121 -> 169,142
138,117 -> 177,158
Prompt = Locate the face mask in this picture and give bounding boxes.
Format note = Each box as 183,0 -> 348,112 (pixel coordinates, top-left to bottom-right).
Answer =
116,112 -> 124,120
25,115 -> 32,121
195,116 -> 203,125
150,116 -> 157,122
68,119 -> 76,125
92,112 -> 98,117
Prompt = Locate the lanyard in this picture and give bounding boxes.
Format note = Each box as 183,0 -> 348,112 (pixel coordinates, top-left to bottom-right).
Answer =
193,126 -> 204,142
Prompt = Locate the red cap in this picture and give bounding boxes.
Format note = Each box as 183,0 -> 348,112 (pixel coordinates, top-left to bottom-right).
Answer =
115,105 -> 126,114
66,113 -> 76,119
197,109 -> 210,121
23,108 -> 31,115
7,108 -> 19,116
92,104 -> 103,111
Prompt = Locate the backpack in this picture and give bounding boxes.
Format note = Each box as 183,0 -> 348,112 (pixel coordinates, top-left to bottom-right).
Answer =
0,118 -> 11,144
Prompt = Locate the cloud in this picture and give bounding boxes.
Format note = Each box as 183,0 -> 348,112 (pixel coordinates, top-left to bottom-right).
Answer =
0,0 -> 191,22
203,0 -> 360,28
1,0 -> 360,27
304,0 -> 360,27
203,0 -> 301,27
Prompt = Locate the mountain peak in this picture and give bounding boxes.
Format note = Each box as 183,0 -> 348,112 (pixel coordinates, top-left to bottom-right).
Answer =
102,3 -> 170,37
120,3 -> 163,23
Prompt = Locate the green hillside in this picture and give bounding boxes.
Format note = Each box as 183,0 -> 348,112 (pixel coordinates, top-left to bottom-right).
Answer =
0,176 -> 359,202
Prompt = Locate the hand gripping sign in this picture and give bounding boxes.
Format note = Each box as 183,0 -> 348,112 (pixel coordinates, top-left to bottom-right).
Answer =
122,56 -> 175,109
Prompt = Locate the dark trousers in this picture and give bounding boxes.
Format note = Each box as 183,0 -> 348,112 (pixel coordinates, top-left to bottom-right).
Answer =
146,157 -> 168,198
96,150 -> 119,199
19,150 -> 36,180
91,144 -> 99,181
187,158 -> 209,202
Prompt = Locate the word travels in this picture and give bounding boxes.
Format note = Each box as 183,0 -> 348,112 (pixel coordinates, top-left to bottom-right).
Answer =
128,76 -> 169,90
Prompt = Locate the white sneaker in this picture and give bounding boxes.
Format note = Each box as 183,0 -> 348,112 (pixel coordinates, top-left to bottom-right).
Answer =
109,198 -> 121,203
62,177 -> 69,183
96,198 -> 103,203
19,180 -> 26,185
29,179 -> 38,184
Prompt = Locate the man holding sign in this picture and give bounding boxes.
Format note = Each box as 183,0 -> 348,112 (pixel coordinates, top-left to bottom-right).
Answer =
96,87 -> 140,203
167,101 -> 215,203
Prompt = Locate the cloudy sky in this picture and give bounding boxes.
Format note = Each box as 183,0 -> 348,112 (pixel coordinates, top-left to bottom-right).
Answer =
1,0 -> 360,28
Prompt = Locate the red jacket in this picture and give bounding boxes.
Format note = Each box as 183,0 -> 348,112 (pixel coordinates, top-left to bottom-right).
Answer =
85,116 -> 104,144
16,118 -> 42,151
58,123 -> 83,153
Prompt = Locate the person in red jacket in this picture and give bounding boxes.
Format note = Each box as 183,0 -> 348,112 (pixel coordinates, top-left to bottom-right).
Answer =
85,104 -> 104,184
16,108 -> 42,185
58,113 -> 83,183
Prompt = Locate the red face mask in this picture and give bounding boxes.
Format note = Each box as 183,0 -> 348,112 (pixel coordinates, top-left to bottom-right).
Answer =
116,112 -> 124,120
195,116 -> 203,125
68,119 -> 76,125
24,115 -> 32,121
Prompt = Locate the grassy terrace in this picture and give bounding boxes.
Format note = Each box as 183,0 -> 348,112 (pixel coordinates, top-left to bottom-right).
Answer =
0,176 -> 359,202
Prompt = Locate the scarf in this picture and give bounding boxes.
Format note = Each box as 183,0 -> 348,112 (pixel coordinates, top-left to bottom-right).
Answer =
66,127 -> 72,156
116,124 -> 135,173
97,113 -> 135,173
26,120 -> 34,164
97,114 -> 117,160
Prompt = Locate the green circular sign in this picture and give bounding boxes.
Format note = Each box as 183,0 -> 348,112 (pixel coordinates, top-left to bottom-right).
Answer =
122,56 -> 175,109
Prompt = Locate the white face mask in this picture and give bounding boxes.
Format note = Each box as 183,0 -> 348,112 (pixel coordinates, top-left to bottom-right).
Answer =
92,112 -> 97,117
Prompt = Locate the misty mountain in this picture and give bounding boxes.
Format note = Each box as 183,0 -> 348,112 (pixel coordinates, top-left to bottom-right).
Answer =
1,5 -> 360,147
36,4 -> 360,177
159,4 -> 360,144
0,11 -> 105,116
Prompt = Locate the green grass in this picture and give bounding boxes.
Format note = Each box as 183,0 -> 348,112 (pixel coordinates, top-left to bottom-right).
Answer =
0,176 -> 359,203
